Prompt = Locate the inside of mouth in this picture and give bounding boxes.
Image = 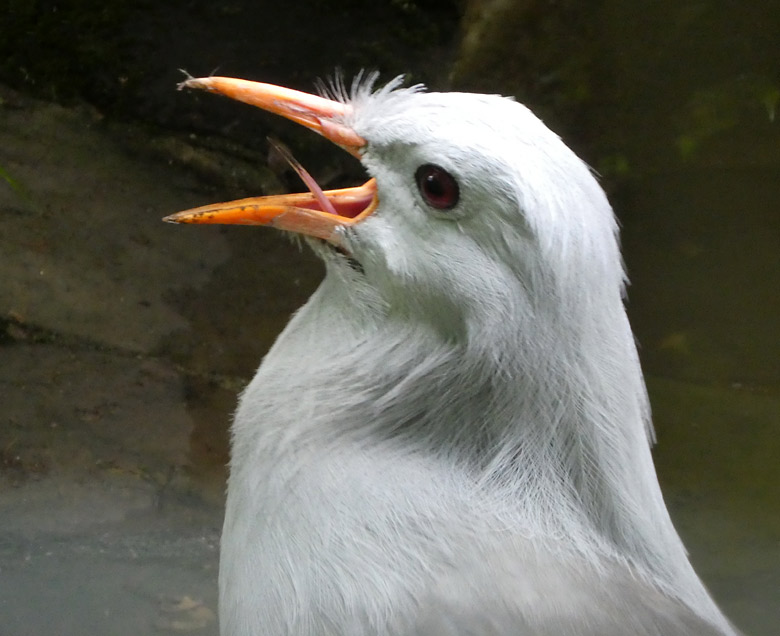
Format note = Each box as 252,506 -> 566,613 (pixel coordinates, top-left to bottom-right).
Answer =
293,186 -> 376,219
268,137 -> 374,219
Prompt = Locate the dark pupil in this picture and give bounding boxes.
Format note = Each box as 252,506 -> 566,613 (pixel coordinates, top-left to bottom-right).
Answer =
424,173 -> 445,197
415,164 -> 459,210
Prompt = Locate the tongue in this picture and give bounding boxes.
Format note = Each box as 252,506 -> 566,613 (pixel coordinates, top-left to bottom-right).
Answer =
268,138 -> 340,216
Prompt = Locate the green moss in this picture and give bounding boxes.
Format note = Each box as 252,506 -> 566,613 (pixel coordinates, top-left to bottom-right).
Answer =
0,163 -> 32,205
674,75 -> 779,160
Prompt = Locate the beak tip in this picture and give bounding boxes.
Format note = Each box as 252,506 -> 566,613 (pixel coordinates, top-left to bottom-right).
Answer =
177,73 -> 210,93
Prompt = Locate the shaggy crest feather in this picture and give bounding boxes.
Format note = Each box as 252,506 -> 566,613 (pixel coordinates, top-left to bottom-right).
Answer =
316,71 -> 424,117
197,75 -> 740,636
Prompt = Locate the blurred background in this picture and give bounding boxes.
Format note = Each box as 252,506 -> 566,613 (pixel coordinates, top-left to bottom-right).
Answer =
0,1 -> 777,634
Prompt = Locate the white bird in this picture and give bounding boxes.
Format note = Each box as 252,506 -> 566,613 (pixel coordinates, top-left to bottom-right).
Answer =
166,74 -> 738,636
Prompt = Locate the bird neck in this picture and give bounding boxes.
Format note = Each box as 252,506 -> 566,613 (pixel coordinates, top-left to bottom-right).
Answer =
233,269 -> 724,625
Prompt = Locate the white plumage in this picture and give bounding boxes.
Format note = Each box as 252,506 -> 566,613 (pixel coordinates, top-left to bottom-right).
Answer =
168,75 -> 738,636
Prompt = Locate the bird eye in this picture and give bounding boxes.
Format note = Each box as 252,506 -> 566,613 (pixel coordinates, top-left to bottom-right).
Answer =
415,164 -> 459,210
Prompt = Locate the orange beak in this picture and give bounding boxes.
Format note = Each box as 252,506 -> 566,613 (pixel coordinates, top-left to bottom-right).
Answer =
163,76 -> 377,246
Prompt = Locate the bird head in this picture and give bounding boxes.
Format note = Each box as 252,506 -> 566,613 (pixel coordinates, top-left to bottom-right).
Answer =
166,74 -> 626,356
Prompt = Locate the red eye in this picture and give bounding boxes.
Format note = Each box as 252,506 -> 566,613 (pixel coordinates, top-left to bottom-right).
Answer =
415,164 -> 459,210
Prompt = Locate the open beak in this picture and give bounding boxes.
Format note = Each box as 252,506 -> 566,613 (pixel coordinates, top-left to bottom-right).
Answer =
163,76 -> 377,246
